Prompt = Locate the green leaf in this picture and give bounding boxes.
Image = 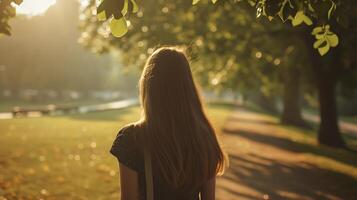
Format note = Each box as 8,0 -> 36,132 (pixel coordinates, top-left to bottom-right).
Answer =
303,15 -> 312,25
192,0 -> 200,5
130,0 -> 139,13
292,11 -> 304,26
97,0 -> 106,14
313,39 -> 324,49
121,0 -> 128,16
327,3 -> 336,19
311,26 -> 323,35
326,34 -> 338,47
98,0 -> 125,19
308,2 -> 315,12
110,17 -> 128,37
315,34 -> 324,40
97,11 -> 107,21
311,25 -> 339,53
292,11 -> 312,26
318,44 -> 330,56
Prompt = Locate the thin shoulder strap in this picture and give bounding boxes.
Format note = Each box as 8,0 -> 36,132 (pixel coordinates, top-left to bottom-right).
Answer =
144,137 -> 154,200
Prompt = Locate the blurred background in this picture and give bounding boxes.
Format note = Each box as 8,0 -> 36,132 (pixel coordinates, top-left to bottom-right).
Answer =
0,0 -> 356,199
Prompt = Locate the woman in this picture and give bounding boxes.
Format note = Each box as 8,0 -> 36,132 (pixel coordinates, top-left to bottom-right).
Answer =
110,47 -> 228,200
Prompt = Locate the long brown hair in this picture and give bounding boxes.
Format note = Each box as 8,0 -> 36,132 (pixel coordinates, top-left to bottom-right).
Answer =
137,46 -> 227,189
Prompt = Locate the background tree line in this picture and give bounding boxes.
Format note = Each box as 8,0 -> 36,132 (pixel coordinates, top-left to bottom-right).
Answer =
0,0 -> 139,99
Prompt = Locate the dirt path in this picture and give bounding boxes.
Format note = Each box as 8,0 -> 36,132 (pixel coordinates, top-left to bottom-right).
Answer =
303,113 -> 357,136
215,107 -> 357,200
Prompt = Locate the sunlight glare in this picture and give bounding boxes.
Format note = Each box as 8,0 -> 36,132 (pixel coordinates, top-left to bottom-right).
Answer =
17,0 -> 57,16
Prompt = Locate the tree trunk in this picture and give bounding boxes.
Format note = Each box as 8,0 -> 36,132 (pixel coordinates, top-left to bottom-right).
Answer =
310,46 -> 345,147
300,29 -> 345,148
316,70 -> 345,147
281,65 -> 306,127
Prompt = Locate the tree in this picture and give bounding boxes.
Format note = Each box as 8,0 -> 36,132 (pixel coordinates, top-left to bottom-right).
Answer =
229,0 -> 357,146
0,0 -> 22,35
94,0 -> 346,55
82,0 -> 309,121
90,0 -> 357,147
102,1 -> 309,118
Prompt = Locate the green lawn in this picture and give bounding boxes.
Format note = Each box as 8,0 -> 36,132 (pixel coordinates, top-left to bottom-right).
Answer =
0,103 -> 234,200
1,102 -> 356,200
341,116 -> 357,125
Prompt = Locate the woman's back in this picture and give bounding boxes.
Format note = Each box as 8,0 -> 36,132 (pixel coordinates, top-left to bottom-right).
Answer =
111,47 -> 227,200
111,124 -> 201,200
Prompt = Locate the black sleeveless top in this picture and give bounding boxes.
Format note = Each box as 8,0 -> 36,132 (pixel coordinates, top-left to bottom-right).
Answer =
110,124 -> 201,200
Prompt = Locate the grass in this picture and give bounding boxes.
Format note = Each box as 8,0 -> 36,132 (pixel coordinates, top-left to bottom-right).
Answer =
0,103 -> 234,200
1,101 -> 356,200
341,116 -> 357,124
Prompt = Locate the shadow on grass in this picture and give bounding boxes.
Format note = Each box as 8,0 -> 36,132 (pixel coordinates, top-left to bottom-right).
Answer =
223,127 -> 357,171
220,106 -> 357,199
226,117 -> 280,126
221,152 -> 357,200
231,106 -> 357,149
234,106 -> 317,131
208,102 -> 237,110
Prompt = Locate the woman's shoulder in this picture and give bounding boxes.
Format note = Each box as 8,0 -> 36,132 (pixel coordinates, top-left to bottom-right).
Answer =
115,122 -> 143,141
116,123 -> 136,137
110,123 -> 144,171
112,123 -> 141,149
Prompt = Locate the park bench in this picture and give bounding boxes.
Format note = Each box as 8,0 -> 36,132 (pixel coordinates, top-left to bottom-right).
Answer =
11,104 -> 79,117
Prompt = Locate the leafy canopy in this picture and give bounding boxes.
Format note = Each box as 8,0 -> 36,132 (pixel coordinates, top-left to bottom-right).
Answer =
96,0 -> 138,37
96,0 -> 348,56
248,0 -> 343,56
0,0 -> 23,36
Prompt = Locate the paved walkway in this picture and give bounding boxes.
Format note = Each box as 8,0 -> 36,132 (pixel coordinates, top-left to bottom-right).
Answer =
216,107 -> 357,200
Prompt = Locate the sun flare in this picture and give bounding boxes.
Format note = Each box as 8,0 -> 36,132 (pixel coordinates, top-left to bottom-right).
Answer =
17,0 -> 57,16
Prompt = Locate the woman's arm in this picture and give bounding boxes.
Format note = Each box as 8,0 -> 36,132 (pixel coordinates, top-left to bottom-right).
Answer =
201,177 -> 216,200
118,162 -> 140,200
